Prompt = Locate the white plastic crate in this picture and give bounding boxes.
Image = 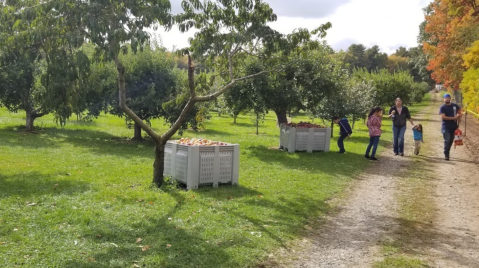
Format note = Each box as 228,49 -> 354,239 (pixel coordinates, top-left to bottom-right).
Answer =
164,142 -> 240,190
279,124 -> 331,153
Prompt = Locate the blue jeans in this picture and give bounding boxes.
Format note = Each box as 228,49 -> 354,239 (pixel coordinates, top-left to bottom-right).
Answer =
366,136 -> 380,157
337,133 -> 348,152
392,125 -> 407,154
442,128 -> 455,157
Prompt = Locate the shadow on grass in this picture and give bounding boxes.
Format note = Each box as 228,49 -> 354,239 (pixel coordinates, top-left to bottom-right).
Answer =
0,127 -> 157,159
185,128 -> 235,137
0,172 -> 90,199
245,144 -> 391,177
59,185 -> 332,268
61,206 -> 238,268
382,215 -> 479,268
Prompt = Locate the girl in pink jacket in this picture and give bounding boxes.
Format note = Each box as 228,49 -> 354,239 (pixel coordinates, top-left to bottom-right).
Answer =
365,107 -> 383,161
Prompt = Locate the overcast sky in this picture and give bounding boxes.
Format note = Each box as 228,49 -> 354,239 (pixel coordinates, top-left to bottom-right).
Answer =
153,0 -> 432,55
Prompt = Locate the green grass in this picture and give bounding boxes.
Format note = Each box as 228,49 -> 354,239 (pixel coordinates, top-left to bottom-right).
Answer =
373,256 -> 429,268
0,97 -> 429,267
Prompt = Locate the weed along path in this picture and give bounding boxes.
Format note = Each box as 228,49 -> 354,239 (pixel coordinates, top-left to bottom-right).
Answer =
272,94 -> 479,268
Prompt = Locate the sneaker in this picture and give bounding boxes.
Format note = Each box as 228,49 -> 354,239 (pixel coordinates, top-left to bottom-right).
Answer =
445,157 -> 450,161
365,155 -> 370,159
394,153 -> 399,156
400,153 -> 404,156
338,151 -> 345,154
370,157 -> 379,161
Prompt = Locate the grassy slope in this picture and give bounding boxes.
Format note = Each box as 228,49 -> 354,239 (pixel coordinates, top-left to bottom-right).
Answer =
0,95 -> 429,268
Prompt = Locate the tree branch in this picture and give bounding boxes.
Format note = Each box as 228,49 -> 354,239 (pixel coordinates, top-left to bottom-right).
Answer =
161,98 -> 197,141
188,54 -> 196,97
194,60 -> 296,102
228,54 -> 234,81
114,56 -> 160,141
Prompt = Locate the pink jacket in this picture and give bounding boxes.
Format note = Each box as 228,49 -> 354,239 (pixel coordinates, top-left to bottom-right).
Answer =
367,115 -> 382,137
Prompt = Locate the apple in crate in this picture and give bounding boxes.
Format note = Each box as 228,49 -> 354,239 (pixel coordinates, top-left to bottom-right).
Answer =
285,121 -> 327,128
175,138 -> 228,146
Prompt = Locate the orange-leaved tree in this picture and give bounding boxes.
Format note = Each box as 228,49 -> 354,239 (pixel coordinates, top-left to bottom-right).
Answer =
423,0 -> 479,91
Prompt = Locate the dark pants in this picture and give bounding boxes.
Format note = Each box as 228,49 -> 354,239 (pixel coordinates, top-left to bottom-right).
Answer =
392,125 -> 407,154
366,136 -> 380,157
442,128 -> 456,157
337,133 -> 348,152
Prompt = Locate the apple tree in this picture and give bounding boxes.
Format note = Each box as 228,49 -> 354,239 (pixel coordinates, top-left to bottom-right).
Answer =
27,0 -> 329,187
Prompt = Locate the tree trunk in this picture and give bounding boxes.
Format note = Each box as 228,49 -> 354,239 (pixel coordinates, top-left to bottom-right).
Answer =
153,141 -> 166,187
233,114 -> 237,124
133,123 -> 143,141
256,113 -> 259,135
275,109 -> 288,126
330,121 -> 334,138
26,111 -> 35,132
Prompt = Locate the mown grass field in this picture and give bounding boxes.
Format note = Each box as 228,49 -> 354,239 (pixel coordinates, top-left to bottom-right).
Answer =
0,95 -> 430,267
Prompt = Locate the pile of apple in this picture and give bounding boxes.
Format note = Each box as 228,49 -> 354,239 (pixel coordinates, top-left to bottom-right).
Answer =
284,122 -> 327,128
174,138 -> 228,146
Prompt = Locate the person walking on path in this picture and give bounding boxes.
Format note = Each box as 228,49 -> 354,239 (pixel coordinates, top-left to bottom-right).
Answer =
388,98 -> 416,156
365,107 -> 383,161
439,93 -> 462,160
412,124 -> 424,155
333,116 -> 353,154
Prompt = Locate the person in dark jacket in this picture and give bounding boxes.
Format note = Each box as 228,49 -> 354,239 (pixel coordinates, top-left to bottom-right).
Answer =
333,116 -> 353,153
388,98 -> 416,156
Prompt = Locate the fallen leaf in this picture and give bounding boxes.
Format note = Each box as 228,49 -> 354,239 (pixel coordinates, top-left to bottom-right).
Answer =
135,238 -> 143,243
27,202 -> 37,206
54,184 -> 59,189
137,199 -> 144,203
141,245 -> 151,251
23,255 -> 29,259
13,228 -> 18,232
258,195 -> 263,198
66,173 -> 71,176
148,201 -> 154,205
166,244 -> 172,248
0,242 -> 6,245
87,257 -> 96,262
227,196 -> 233,200
96,234 -> 102,238
110,243 -> 119,248
168,217 -> 172,221
133,264 -> 140,268
191,195 -> 196,199
74,240 -> 78,245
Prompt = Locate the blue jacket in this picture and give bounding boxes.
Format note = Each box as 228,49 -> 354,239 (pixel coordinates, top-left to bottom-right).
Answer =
338,118 -> 353,136
412,128 -> 423,141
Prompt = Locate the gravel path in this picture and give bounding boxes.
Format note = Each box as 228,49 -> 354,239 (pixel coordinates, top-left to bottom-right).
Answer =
270,94 -> 479,268
421,103 -> 479,267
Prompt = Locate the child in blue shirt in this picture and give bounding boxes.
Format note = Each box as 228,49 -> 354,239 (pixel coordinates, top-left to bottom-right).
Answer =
412,124 -> 424,155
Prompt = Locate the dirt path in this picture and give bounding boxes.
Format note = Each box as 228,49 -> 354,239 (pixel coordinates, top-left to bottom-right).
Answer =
421,98 -> 479,267
268,94 -> 479,268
